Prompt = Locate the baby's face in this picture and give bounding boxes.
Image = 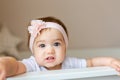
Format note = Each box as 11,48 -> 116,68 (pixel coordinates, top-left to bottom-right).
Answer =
33,28 -> 66,70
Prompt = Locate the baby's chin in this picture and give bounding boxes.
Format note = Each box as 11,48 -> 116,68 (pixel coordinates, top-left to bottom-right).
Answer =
44,63 -> 61,70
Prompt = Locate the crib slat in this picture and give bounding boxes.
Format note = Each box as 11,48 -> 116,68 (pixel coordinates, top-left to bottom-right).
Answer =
7,66 -> 119,80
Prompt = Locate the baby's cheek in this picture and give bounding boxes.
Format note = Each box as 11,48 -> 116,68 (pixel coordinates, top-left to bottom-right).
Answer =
58,55 -> 65,62
36,58 -> 44,65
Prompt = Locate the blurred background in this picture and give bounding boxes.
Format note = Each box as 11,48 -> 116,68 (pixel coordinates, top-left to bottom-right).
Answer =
0,0 -> 120,59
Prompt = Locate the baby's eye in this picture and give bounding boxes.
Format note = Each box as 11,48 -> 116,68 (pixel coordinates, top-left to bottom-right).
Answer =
54,42 -> 61,46
39,44 -> 45,48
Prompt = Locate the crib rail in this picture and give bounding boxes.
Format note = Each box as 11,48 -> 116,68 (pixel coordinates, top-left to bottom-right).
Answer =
7,66 -> 119,80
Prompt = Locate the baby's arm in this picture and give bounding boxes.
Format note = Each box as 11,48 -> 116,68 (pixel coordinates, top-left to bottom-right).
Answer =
0,57 -> 26,79
87,57 -> 120,71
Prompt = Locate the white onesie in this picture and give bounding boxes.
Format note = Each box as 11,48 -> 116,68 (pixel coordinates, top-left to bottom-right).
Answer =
21,56 -> 87,72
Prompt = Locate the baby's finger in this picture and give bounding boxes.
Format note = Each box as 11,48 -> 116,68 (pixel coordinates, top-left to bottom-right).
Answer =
0,72 -> 6,80
112,63 -> 120,72
116,66 -> 120,72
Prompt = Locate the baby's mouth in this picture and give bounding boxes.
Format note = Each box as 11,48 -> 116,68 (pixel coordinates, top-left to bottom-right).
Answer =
45,56 -> 55,62
46,56 -> 54,60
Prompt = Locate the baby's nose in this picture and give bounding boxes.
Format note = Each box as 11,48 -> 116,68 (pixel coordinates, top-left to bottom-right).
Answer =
46,46 -> 54,54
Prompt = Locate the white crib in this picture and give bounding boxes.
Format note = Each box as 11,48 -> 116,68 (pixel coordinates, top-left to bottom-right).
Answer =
7,48 -> 120,80
7,66 -> 119,80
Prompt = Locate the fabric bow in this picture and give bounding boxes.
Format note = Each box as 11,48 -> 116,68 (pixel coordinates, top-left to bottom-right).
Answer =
28,20 -> 46,37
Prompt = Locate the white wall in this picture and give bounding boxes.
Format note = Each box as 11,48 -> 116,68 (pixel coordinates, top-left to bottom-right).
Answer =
0,0 -> 120,50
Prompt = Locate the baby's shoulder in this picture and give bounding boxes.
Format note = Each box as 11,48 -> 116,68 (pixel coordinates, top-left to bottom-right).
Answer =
64,56 -> 85,63
63,56 -> 87,68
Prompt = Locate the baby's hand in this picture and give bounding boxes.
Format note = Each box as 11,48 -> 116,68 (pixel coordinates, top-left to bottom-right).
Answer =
109,58 -> 120,72
88,57 -> 120,75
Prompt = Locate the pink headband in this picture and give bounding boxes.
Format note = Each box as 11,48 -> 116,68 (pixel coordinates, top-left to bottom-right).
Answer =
28,20 -> 68,52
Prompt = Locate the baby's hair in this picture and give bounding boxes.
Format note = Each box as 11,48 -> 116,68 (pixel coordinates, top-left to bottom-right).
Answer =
27,16 -> 68,47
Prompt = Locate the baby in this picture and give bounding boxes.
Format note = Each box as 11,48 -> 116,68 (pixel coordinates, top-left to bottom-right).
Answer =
0,16 -> 120,80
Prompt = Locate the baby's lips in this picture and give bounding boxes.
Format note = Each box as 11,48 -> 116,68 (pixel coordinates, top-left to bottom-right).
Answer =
46,56 -> 55,60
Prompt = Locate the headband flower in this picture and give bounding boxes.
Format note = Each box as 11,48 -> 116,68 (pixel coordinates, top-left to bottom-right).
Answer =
28,20 -> 46,38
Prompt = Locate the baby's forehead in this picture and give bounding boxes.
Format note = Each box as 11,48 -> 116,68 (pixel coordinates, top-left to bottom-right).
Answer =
33,28 -> 65,44
37,28 -> 64,38
35,30 -> 64,44
40,28 -> 62,34
40,28 -> 52,33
